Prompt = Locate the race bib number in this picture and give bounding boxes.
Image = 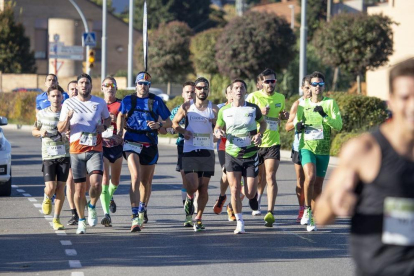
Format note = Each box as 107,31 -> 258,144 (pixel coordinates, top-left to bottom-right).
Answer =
101,126 -> 114,139
123,141 -> 143,154
79,132 -> 97,146
382,197 -> 414,246
304,125 -> 324,140
266,117 -> 279,131
46,142 -> 66,156
233,136 -> 251,148
193,133 -> 211,147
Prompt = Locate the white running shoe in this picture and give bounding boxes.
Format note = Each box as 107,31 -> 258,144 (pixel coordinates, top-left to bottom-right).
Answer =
252,209 -> 262,216
234,220 -> 245,234
307,212 -> 317,232
76,220 -> 87,234
301,208 -> 310,225
88,205 -> 98,227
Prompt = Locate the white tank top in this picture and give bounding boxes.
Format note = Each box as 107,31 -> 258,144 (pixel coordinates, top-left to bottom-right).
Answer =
184,100 -> 215,152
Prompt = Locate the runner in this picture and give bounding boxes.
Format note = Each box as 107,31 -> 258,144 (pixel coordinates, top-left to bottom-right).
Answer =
58,73 -> 111,234
246,68 -> 289,227
172,77 -> 219,231
285,75 -> 312,222
117,71 -> 172,232
315,58 -> 414,275
32,84 -> 70,230
169,81 -> 195,212
214,79 -> 266,234
212,85 -> 237,221
100,77 -> 123,227
67,80 -> 78,98
36,74 -> 69,113
294,71 -> 342,231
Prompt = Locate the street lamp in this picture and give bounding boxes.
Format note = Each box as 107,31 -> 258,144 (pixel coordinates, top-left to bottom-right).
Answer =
288,4 -> 295,30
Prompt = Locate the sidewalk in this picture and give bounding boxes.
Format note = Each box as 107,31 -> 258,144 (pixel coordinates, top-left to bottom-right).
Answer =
3,123 -> 339,167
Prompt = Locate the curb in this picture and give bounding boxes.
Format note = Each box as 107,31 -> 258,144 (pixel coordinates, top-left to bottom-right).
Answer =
4,124 -> 339,167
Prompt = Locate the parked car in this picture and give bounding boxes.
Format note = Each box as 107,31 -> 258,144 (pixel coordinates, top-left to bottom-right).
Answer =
0,117 -> 11,196
149,88 -> 170,102
12,88 -> 43,93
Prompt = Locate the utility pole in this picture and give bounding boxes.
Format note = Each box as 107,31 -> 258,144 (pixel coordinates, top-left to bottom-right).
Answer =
101,0 -> 107,82
128,0 -> 134,87
298,0 -> 307,96
288,5 -> 295,30
69,0 -> 91,75
236,0 -> 244,16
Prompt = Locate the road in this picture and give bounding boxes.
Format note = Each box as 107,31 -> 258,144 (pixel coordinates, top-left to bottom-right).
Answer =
0,127 -> 354,276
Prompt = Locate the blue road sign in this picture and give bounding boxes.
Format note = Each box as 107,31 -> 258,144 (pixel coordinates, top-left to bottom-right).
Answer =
82,32 -> 96,47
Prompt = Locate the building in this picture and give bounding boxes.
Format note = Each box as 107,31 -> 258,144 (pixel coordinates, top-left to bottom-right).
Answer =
0,0 -> 140,78
366,0 -> 414,100
251,0 -> 300,28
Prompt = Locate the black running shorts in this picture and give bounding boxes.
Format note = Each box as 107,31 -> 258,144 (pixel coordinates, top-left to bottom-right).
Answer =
291,149 -> 301,165
225,152 -> 259,178
42,157 -> 70,182
103,145 -> 123,163
182,149 -> 215,178
176,145 -> 184,172
258,145 -> 281,165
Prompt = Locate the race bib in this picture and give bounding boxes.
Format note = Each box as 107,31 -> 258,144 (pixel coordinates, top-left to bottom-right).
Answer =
266,117 -> 279,131
382,197 -> 414,246
79,132 -> 97,146
123,141 -> 143,154
193,133 -> 211,147
233,136 -> 251,148
304,125 -> 324,140
101,126 -> 114,139
46,142 -> 66,156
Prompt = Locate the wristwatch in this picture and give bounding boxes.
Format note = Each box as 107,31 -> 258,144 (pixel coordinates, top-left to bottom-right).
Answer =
158,122 -> 163,128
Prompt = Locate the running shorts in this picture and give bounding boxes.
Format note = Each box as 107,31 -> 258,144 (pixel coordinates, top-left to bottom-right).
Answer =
70,151 -> 104,183
300,149 -> 330,177
225,152 -> 259,178
182,149 -> 215,178
42,157 -> 70,182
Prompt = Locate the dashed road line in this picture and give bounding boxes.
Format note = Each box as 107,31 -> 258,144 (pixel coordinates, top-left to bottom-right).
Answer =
28,198 -> 37,202
16,189 -> 25,193
34,203 -> 42,208
22,193 -> 31,197
71,272 -> 84,276
11,185 -> 18,188
55,230 -> 67,236
60,240 -> 72,246
69,260 -> 82,268
65,249 -> 77,256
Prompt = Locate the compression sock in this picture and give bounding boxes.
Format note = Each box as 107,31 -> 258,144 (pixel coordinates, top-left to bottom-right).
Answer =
100,184 -> 110,214
181,188 -> 187,202
138,202 -> 146,213
108,180 -> 118,198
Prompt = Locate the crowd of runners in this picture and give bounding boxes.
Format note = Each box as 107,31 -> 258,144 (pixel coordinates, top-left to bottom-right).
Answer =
30,57 -> 414,275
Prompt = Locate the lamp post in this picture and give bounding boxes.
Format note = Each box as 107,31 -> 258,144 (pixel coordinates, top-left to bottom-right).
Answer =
288,4 -> 295,30
298,0 -> 307,96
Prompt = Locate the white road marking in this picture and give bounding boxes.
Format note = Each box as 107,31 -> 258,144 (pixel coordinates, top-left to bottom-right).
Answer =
65,249 -> 77,256
22,193 -> 31,197
49,222 -> 54,227
71,272 -> 84,276
16,189 -> 25,193
69,260 -> 82,268
34,203 -> 42,208
60,240 -> 72,246
28,198 -> 37,202
44,215 -> 53,220
55,230 -> 67,236
11,185 -> 18,188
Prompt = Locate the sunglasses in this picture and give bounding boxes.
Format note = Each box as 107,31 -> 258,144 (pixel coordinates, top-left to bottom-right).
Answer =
263,79 -> 276,84
137,81 -> 151,86
195,86 -> 208,90
102,83 -> 116,88
311,82 -> 325,87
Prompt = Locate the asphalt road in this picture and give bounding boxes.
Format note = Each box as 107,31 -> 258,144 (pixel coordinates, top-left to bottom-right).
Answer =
0,127 -> 354,276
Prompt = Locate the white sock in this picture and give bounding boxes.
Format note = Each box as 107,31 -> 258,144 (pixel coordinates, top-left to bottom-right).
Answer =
181,188 -> 187,202
44,194 -> 50,200
235,213 -> 243,222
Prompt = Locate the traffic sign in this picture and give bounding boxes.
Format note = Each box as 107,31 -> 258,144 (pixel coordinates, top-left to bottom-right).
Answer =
49,42 -> 84,60
82,32 -> 97,47
53,34 -> 60,42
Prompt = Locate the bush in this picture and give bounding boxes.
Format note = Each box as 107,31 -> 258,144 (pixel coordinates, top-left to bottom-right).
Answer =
0,92 -> 37,124
330,132 -> 361,156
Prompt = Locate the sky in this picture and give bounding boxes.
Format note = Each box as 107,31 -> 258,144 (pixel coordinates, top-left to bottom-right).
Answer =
112,0 -> 129,13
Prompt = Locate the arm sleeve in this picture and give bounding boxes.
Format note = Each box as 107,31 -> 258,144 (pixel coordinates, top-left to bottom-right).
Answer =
216,108 -> 225,127
170,106 -> 179,121
324,100 -> 342,131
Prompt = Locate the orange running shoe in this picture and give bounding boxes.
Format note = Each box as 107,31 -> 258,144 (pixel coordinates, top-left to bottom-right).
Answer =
227,204 -> 236,221
213,195 -> 227,214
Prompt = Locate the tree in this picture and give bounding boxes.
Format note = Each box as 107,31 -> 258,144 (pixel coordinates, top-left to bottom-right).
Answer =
190,28 -> 223,75
0,3 -> 36,73
135,21 -> 193,85
90,0 -> 115,13
132,0 -> 216,32
215,11 -> 295,80
295,0 -> 327,41
312,13 -> 394,94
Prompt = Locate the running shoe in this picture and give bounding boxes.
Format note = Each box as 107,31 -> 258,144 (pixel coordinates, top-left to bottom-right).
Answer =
87,203 -> 98,227
144,210 -> 148,224
138,212 -> 145,228
307,211 -> 317,232
130,216 -> 141,232
264,212 -> 275,227
42,198 -> 52,215
234,220 -> 245,234
213,195 -> 227,214
184,197 -> 194,216
76,220 -> 87,234
227,204 -> 236,221
296,208 -> 304,223
301,208 -> 310,225
109,198 -> 117,213
184,215 -> 193,227
53,218 -> 65,230
101,214 -> 112,227
252,207 -> 262,216
193,219 -> 205,232
67,215 -> 79,226
248,193 -> 259,211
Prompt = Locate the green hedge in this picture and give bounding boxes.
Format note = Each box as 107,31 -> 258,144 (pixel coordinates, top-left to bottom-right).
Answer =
330,132 -> 361,156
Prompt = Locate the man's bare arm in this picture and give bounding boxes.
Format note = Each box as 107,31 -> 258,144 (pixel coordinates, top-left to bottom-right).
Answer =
285,100 -> 299,132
